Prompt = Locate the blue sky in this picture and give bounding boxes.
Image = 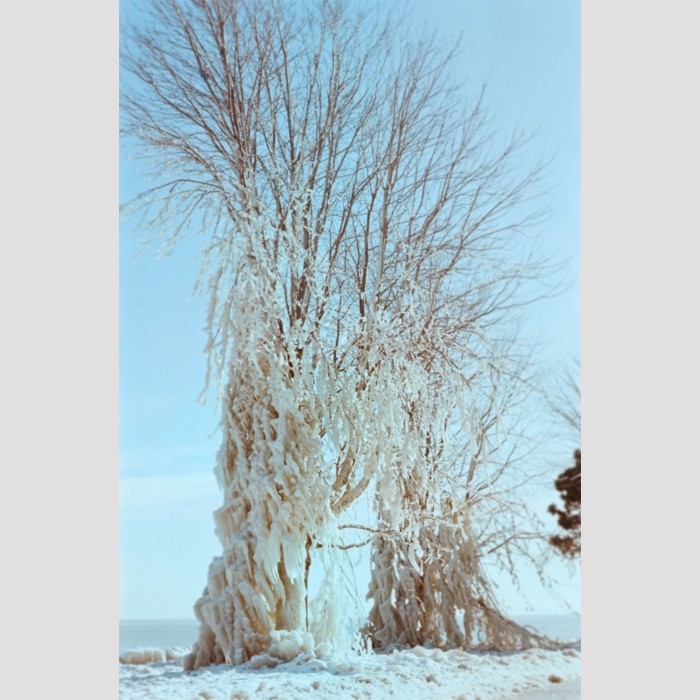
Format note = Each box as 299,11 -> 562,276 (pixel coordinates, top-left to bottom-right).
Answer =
119,0 -> 580,620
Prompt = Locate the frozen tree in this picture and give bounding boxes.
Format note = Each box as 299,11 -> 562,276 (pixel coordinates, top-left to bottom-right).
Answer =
365,356 -> 558,650
121,0 -> 555,667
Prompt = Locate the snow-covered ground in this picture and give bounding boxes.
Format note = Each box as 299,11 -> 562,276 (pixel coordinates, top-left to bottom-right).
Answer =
119,619 -> 581,700
120,645 -> 580,700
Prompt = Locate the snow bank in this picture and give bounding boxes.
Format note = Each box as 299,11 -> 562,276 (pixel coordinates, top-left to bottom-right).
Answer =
120,646 -> 192,664
119,648 -> 167,664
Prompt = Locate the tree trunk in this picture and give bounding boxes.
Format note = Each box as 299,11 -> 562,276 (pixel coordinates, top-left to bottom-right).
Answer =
184,348 -> 332,668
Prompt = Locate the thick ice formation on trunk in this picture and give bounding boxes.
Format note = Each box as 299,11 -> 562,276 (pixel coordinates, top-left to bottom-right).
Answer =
184,305 -> 339,666
183,203 -> 413,668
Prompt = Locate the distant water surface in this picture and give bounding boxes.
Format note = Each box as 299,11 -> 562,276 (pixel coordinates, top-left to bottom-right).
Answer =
119,615 -> 579,655
120,619 -> 199,654
512,614 -> 580,643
